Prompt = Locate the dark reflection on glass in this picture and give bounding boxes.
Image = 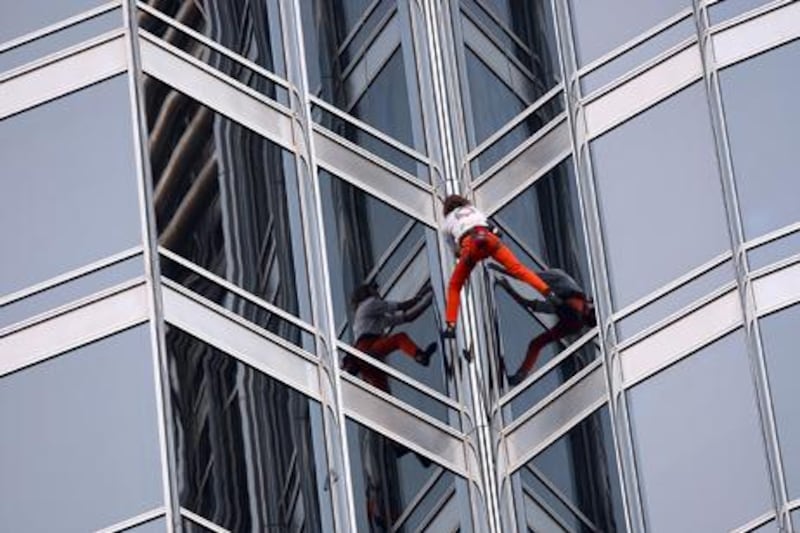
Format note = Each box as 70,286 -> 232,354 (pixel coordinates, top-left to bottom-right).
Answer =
143,77 -> 311,326
513,406 -> 624,532
616,259 -> 735,341
568,0 -> 687,66
301,0 -> 426,157
0,0 -> 104,43
592,83 -> 730,309
628,331 -> 772,533
0,254 -> 142,331
320,171 -> 452,405
459,0 -> 562,159
166,327 -> 333,533
486,159 -> 595,397
0,9 -> 120,74
760,304 -> 800,499
581,18 -> 695,96
748,230 -> 800,271
182,519 -> 217,533
720,39 -> 800,240
0,75 -> 141,297
709,0 -> 771,25
346,419 -> 470,532
0,326 -> 162,532
138,0 -> 285,78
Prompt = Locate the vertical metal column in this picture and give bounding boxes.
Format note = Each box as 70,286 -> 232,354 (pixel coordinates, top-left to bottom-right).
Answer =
551,0 -> 645,531
121,1 -> 180,531
281,2 -> 359,531
693,3 -> 792,531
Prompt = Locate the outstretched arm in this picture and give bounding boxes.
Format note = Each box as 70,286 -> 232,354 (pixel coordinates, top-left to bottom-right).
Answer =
387,287 -> 433,325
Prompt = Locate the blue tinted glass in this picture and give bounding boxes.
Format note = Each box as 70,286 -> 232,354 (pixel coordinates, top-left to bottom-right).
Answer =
628,331 -> 772,532
0,0 -> 105,43
720,40 -> 800,239
0,326 -> 162,532
0,75 -> 141,296
710,0 -> 772,25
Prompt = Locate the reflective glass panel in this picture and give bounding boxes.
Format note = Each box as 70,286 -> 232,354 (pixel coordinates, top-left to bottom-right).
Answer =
0,9 -> 121,75
568,0 -> 688,66
0,0 -> 105,44
0,75 -> 141,297
512,406 -> 624,532
346,419 -> 472,532
710,0 -> 772,25
165,327 -> 333,533
591,83 -> 730,309
759,304 -> 800,499
301,0 -> 426,154
487,159 -> 596,398
144,77 -> 311,324
320,171 -> 453,405
0,254 -> 143,331
628,331 -> 772,533
138,0 -> 285,78
748,230 -> 800,271
720,39 -> 800,240
460,0 -> 562,161
0,326 -> 162,532
129,518 -> 167,533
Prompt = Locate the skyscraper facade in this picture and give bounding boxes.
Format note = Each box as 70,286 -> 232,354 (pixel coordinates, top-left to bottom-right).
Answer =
1,1 -> 799,532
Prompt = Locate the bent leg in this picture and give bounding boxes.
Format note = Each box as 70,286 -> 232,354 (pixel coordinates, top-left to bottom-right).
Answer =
492,243 -> 551,296
446,249 -> 477,325
372,333 -> 421,360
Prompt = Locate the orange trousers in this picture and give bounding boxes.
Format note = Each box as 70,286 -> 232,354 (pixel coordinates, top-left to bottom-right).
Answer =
345,333 -> 421,391
446,228 -> 550,324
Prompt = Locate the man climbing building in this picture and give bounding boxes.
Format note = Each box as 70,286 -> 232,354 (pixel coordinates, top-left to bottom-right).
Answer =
342,280 -> 437,392
440,194 -> 580,338
496,267 -> 596,386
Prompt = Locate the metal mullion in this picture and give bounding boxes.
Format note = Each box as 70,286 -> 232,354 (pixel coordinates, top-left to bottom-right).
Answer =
472,112 -> 567,187
696,2 -> 792,529
464,0 -> 532,58
368,220 -> 418,280
611,250 -> 732,322
0,278 -> 146,339
93,507 -> 166,533
730,510 -> 778,533
577,7 -> 693,78
340,6 -> 398,81
310,94 -> 430,164
158,247 -> 315,334
499,330 -> 598,407
161,279 -> 318,365
179,508 -> 230,533
412,484 -> 457,532
523,464 -> 601,532
0,28 -> 126,85
337,341 -> 461,412
750,253 -> 800,282
0,0 -> 121,54
519,483 -> 574,532
466,83 -> 563,163
336,0 -> 384,55
501,358 -> 603,438
381,240 -> 427,295
391,467 -> 446,531
136,1 -> 290,91
0,246 -> 142,307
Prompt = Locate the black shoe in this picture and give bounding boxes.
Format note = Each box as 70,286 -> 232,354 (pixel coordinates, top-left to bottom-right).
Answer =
415,342 -> 436,365
508,371 -> 524,387
442,324 -> 456,339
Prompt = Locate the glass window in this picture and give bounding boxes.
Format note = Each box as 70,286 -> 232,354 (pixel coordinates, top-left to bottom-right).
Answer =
709,0 -> 772,25
320,171 -> 454,409
165,327 -> 333,533
129,518 -> 167,533
628,331 -> 772,533
0,75 -> 141,297
346,419 -> 473,532
748,230 -> 800,271
0,326 -> 162,532
720,39 -> 800,240
512,406 -> 625,532
144,77 -> 312,327
138,0 -> 285,79
0,0 -> 105,44
759,304 -> 800,500
568,0 -> 688,66
0,9 -> 121,75
591,83 -> 730,309
487,159 -> 597,398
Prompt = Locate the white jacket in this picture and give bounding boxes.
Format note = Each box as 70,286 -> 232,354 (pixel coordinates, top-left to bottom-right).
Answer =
442,205 -> 488,251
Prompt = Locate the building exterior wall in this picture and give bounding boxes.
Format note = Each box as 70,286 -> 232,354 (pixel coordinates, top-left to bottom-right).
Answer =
1,1 -> 799,532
